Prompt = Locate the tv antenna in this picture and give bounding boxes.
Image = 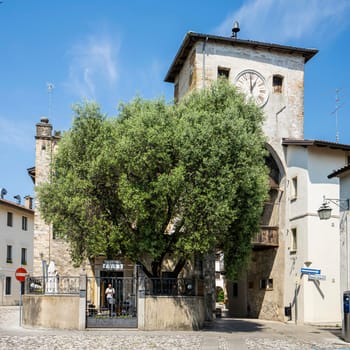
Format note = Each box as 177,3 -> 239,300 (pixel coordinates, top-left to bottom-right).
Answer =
47,82 -> 54,119
331,88 -> 343,143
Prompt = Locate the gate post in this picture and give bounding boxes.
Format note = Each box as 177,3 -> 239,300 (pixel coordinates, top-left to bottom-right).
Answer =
137,267 -> 145,329
79,274 -> 87,330
203,252 -> 216,321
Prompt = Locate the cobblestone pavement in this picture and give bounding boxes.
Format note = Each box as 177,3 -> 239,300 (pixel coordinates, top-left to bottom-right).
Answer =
1,306 -> 350,350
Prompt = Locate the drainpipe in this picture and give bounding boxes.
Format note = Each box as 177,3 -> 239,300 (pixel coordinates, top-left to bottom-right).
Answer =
202,37 -> 208,89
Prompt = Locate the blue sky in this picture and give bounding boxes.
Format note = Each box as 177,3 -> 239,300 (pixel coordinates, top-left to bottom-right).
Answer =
1,0 -> 350,201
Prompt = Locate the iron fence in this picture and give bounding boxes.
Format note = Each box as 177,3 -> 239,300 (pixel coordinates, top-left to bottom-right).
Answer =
144,278 -> 204,296
25,276 -> 80,295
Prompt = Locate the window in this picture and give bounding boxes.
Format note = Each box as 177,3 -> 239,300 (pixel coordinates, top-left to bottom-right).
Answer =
21,248 -> 27,265
22,216 -> 28,231
218,67 -> 230,79
6,245 -> 12,263
260,278 -> 273,290
233,282 -> 238,297
290,177 -> 298,200
7,212 -> 13,227
273,75 -> 283,94
291,228 -> 297,253
5,277 -> 11,295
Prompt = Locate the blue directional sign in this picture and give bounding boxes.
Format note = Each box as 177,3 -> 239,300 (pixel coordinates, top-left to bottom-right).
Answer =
301,268 -> 321,275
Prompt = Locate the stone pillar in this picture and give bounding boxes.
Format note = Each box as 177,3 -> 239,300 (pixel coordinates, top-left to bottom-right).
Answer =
79,274 -> 87,330
203,252 -> 216,321
137,267 -> 145,329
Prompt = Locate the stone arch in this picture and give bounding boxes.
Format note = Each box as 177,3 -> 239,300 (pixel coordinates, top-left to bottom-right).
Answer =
262,143 -> 285,228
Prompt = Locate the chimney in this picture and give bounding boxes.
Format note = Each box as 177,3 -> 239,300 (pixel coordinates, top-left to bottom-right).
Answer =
24,195 -> 33,210
36,117 -> 52,139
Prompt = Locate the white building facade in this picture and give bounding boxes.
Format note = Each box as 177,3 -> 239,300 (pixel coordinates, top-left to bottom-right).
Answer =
327,164 -> 350,322
282,140 -> 350,324
0,195 -> 34,305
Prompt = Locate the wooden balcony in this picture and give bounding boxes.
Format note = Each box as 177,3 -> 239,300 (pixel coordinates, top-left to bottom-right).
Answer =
252,226 -> 279,249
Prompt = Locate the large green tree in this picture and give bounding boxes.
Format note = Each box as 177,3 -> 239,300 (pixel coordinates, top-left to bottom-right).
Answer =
38,80 -> 269,279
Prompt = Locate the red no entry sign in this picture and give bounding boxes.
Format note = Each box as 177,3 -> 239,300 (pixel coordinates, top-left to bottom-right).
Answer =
15,267 -> 27,282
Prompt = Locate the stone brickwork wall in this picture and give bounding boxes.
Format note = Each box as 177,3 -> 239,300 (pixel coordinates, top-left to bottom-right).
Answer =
175,40 -> 305,161
172,36 -> 308,322
33,117 -> 92,278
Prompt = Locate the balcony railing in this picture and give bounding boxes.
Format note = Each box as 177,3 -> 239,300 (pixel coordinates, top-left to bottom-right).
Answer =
252,226 -> 279,248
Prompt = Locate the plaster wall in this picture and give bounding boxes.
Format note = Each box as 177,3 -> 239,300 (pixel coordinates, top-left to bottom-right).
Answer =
285,146 -> 347,324
22,294 -> 80,329
338,177 -> 350,317
139,296 -> 205,330
0,201 -> 33,305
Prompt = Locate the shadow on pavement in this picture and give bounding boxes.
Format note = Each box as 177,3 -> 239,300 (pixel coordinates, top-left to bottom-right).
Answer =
317,327 -> 343,339
202,317 -> 266,333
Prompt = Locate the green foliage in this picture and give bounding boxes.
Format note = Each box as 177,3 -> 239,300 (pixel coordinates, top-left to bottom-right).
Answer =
216,289 -> 225,303
37,80 -> 268,278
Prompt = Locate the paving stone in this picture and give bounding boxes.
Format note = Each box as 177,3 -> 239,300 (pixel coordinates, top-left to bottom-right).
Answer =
1,306 -> 350,350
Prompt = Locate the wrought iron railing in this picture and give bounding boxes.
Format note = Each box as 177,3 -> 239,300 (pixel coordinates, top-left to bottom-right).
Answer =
252,226 -> 279,247
143,278 -> 204,296
25,276 -> 80,295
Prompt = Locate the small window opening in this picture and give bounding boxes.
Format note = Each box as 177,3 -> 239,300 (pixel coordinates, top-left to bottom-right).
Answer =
6,245 -> 12,263
218,67 -> 230,79
291,228 -> 297,253
5,277 -> 11,295
291,177 -> 298,200
7,212 -> 13,227
260,278 -> 274,290
22,216 -> 28,231
21,248 -> 27,265
273,75 -> 283,94
233,282 -> 238,297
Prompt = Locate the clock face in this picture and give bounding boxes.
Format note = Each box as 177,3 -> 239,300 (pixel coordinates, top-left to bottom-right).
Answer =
235,70 -> 268,107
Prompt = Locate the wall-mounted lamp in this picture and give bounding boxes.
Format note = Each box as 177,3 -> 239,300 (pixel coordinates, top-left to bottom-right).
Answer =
317,196 -> 350,220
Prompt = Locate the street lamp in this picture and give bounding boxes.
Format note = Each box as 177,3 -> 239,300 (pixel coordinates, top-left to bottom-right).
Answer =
317,196 -> 350,220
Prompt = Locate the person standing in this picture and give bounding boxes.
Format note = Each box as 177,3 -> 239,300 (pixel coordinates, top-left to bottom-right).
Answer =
105,283 -> 115,316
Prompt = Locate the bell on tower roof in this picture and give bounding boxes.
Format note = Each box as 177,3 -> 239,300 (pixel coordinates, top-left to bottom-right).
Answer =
231,21 -> 240,39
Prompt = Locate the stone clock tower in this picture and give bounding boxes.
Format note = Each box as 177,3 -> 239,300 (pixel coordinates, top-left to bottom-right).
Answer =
165,31 -> 317,321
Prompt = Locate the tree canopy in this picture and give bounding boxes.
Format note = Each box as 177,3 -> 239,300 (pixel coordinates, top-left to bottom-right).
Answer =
38,80 -> 269,279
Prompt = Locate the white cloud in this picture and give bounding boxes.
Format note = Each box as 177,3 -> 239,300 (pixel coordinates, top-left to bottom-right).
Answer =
214,0 -> 350,45
64,35 -> 120,100
0,117 -> 33,151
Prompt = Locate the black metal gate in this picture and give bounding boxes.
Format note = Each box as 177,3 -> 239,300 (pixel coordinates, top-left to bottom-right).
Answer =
86,276 -> 138,328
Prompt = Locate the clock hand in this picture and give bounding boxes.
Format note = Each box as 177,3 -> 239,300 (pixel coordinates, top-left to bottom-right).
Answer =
251,77 -> 257,91
249,74 -> 253,93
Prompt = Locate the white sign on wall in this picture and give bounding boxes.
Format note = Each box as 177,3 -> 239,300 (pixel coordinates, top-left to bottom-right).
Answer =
308,274 -> 326,281
102,260 -> 123,271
